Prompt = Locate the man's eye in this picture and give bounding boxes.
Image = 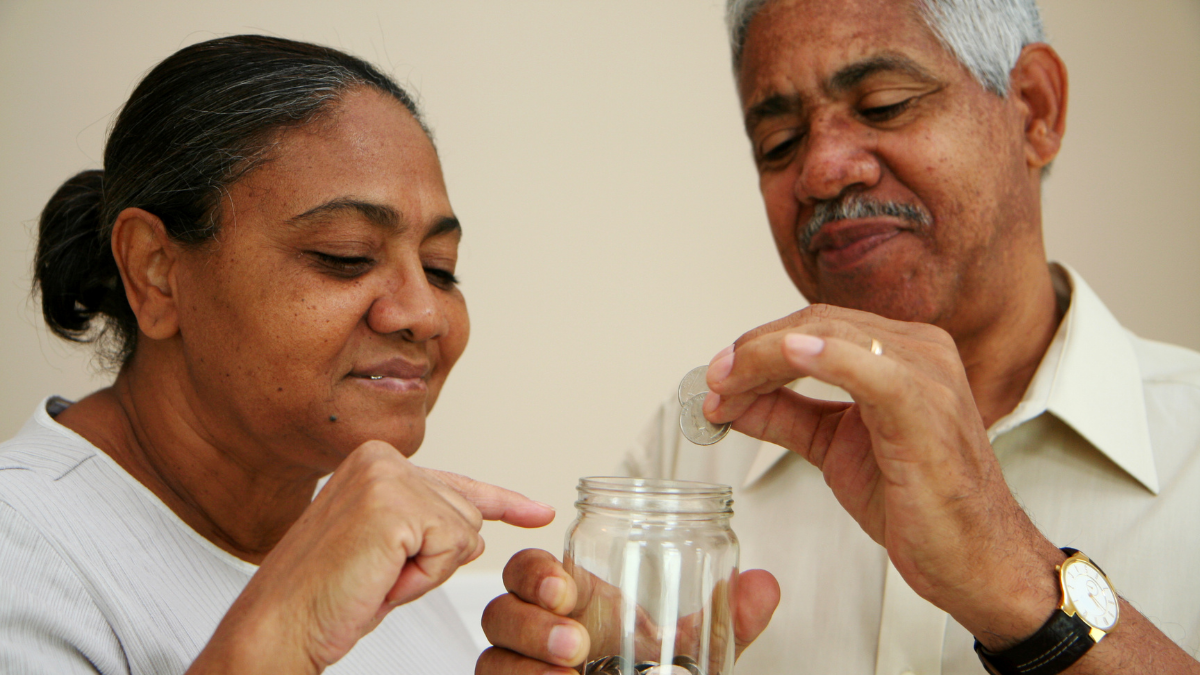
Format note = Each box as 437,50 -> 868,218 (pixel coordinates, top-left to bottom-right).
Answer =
310,252 -> 374,277
425,267 -> 460,290
757,131 -> 803,165
861,97 -> 915,123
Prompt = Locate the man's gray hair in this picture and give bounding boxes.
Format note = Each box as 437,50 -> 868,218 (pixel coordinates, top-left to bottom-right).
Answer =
725,0 -> 1044,96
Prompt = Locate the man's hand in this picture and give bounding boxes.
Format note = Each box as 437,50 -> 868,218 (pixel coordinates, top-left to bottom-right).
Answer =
477,549 -> 779,674
703,303 -> 1064,649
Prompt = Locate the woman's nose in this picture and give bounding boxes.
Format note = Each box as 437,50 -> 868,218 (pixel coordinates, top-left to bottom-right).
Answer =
794,115 -> 882,203
365,267 -> 448,342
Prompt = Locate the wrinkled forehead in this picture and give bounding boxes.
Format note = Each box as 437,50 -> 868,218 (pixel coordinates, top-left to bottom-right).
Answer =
736,0 -> 953,105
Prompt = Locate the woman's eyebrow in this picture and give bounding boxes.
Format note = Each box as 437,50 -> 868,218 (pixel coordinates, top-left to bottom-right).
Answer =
288,198 -> 401,231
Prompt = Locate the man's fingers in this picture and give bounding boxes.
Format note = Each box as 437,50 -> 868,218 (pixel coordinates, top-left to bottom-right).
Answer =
774,334 -> 926,440
502,548 -> 577,615
475,647 -> 577,675
732,569 -> 781,658
425,469 -> 556,528
481,593 -> 589,667
710,387 -> 852,464
707,331 -> 808,398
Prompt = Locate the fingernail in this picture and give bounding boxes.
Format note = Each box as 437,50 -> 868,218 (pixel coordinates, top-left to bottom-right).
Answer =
548,624 -> 583,661
784,333 -> 825,358
703,392 -> 721,415
539,575 -> 567,610
532,500 -> 556,512
708,351 -> 734,384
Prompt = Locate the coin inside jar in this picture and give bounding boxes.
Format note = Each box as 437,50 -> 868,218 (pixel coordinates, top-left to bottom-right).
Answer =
640,666 -> 691,675
679,392 -> 730,445
584,655 -> 627,675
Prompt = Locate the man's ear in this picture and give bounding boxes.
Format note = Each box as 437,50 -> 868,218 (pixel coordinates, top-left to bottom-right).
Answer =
110,207 -> 180,341
1010,43 -> 1069,172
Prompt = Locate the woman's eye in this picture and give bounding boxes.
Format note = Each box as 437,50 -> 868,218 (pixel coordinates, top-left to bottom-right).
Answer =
310,252 -> 374,277
425,267 -> 460,290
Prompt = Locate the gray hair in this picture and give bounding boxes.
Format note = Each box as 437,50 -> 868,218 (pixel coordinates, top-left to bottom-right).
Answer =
725,0 -> 1044,96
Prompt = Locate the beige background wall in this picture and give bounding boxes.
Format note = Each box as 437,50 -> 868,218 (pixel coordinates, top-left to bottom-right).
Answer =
2,0 -> 1198,586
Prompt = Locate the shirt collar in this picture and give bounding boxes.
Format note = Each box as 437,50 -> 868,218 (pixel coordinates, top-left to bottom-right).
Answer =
994,263 -> 1158,493
742,263 -> 1159,494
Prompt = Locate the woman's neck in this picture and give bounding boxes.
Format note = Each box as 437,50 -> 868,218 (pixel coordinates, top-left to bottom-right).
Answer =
55,363 -> 322,565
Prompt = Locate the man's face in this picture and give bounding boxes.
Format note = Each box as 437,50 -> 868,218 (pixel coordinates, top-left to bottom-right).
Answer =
738,0 -> 1041,332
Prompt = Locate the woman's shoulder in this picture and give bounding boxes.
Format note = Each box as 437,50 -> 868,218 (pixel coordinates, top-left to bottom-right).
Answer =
0,397 -> 100,482
0,398 -> 258,673
0,398 -> 254,576
0,497 -> 130,674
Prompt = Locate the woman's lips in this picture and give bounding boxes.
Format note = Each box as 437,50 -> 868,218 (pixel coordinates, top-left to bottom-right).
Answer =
349,358 -> 431,394
807,220 -> 906,272
353,375 -> 428,394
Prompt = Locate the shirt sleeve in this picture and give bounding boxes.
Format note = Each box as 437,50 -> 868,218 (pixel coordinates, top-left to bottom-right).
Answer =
0,499 -> 127,674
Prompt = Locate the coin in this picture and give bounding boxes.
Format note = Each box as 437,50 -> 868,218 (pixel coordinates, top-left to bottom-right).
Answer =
672,655 -> 703,675
677,365 -> 712,406
679,392 -> 730,445
585,655 -> 627,675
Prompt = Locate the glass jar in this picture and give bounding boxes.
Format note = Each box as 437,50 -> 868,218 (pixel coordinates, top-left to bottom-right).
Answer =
564,477 -> 739,675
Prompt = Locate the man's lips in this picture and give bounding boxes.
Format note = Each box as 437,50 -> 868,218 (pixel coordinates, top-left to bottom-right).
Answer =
806,219 -> 908,271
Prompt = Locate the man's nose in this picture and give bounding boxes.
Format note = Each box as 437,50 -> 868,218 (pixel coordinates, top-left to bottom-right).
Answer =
366,266 -> 448,342
794,115 -> 882,202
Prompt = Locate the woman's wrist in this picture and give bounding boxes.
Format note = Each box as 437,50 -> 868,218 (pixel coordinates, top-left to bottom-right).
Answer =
188,585 -> 323,675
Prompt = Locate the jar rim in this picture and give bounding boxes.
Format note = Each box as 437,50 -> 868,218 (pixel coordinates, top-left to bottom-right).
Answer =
577,476 -> 732,496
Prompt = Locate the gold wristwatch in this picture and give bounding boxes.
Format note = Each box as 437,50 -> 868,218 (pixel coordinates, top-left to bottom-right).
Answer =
975,548 -> 1119,675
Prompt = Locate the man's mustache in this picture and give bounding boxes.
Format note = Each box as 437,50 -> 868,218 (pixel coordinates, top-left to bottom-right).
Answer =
800,194 -> 932,250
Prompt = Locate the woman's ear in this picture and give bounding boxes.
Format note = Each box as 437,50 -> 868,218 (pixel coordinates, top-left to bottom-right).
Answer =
110,207 -> 180,340
1010,42 -> 1069,172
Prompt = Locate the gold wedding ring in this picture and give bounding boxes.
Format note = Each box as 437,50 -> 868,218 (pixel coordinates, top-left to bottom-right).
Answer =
869,338 -> 884,356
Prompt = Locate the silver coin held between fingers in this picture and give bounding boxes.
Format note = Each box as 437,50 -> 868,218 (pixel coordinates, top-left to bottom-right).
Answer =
677,365 -> 712,406
679,392 -> 731,446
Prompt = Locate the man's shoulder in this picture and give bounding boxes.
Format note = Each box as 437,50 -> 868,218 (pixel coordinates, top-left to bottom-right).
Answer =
1128,331 -> 1200,389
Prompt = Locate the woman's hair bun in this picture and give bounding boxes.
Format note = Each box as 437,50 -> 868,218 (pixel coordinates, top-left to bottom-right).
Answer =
34,169 -> 128,347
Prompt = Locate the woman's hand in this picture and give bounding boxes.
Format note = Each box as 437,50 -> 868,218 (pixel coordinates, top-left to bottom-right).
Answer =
188,440 -> 555,674
476,549 -> 779,674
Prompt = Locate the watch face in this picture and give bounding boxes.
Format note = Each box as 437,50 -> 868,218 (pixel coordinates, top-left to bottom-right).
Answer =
1063,560 -> 1119,630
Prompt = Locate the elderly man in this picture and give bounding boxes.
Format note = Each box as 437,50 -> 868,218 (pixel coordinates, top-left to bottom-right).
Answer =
480,1 -> 1200,673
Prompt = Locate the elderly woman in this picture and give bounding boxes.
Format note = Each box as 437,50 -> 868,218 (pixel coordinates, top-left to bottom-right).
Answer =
0,35 -> 565,674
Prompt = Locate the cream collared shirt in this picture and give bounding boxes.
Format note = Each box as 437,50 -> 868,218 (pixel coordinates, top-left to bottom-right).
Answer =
623,265 -> 1200,675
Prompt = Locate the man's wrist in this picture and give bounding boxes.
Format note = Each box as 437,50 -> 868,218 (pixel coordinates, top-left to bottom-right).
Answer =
952,539 -> 1068,652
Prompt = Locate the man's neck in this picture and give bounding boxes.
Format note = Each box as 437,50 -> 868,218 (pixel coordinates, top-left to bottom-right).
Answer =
953,263 -> 1064,430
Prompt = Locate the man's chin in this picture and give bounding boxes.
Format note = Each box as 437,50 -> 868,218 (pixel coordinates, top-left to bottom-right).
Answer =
810,278 -> 944,325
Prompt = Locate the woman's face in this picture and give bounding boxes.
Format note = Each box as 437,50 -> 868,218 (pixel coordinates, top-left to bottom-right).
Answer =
168,87 -> 468,470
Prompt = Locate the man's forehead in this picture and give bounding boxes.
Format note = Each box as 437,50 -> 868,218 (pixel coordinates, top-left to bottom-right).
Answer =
737,0 -> 947,103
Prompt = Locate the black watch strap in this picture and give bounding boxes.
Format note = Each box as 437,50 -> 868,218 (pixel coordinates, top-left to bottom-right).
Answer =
973,549 -> 1099,675
974,609 -> 1094,675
